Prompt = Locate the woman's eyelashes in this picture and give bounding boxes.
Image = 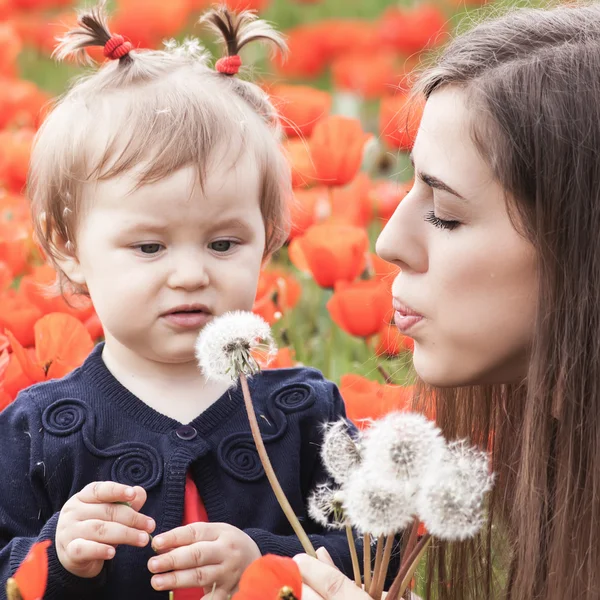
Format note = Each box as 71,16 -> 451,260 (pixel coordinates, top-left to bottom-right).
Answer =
424,210 -> 461,230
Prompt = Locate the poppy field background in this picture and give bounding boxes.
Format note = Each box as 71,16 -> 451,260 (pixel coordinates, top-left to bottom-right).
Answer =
0,0 -> 534,424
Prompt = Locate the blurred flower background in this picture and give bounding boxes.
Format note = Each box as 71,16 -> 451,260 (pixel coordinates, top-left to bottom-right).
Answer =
0,0 -> 528,424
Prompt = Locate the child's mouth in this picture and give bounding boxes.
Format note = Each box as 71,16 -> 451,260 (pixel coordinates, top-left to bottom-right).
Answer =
162,305 -> 213,329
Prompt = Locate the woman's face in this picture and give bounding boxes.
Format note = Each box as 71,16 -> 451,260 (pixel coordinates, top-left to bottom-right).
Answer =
376,86 -> 538,387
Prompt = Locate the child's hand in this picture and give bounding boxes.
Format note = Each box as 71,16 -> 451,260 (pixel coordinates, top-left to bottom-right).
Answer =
148,522 -> 261,598
56,482 -> 156,579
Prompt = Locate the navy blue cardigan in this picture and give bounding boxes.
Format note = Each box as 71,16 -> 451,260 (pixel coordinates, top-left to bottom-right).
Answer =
0,343 -> 358,599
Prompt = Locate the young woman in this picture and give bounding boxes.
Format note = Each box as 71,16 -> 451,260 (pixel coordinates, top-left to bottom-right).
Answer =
295,4 -> 600,599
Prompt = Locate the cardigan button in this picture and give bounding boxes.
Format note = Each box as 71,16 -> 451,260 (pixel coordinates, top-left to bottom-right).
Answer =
175,425 -> 198,441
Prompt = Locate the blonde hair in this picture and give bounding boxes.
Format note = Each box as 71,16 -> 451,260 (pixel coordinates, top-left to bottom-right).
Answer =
28,1 -> 291,294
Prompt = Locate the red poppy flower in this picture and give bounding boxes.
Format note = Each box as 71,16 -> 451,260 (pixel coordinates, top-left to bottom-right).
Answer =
380,93 -> 424,151
5,312 -> 94,383
378,4 -> 449,56
268,84 -> 332,138
256,347 -> 297,370
2,348 -> 32,401
253,269 -> 302,325
340,374 -> 414,429
0,290 -> 43,348
331,51 -> 404,100
0,343 -> 11,410
288,187 -> 330,239
284,139 -> 317,189
0,221 -> 30,278
273,24 -> 328,79
370,179 -> 412,221
0,77 -> 50,130
288,223 -> 369,289
110,0 -> 191,49
19,265 -> 95,322
7,540 -> 51,600
327,279 -> 392,338
0,127 -> 35,194
0,22 -> 22,79
231,554 -> 302,600
375,322 -> 414,357
321,19 -> 379,58
309,116 -> 372,187
329,173 -> 373,228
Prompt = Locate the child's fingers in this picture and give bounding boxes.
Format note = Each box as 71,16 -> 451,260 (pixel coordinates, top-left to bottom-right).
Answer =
79,503 -> 155,533
74,519 -> 150,548
64,538 -> 117,564
127,486 -> 148,512
148,542 -> 221,574
152,523 -> 219,551
150,564 -> 225,591
77,482 -> 138,505
203,587 -> 229,600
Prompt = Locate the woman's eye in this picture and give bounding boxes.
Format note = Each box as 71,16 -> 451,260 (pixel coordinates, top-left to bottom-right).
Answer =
424,210 -> 461,231
210,240 -> 236,253
137,243 -> 163,254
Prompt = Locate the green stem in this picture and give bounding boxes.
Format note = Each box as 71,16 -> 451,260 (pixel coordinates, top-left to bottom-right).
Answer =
240,373 -> 317,557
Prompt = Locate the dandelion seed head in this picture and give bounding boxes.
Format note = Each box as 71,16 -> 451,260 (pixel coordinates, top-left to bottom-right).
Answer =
307,483 -> 346,530
195,311 -> 276,384
321,419 -> 362,485
343,467 -> 416,536
362,411 -> 446,481
417,440 -> 495,541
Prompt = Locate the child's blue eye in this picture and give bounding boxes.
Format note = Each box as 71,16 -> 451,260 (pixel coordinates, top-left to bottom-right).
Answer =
210,240 -> 235,253
424,210 -> 460,231
138,243 -> 163,254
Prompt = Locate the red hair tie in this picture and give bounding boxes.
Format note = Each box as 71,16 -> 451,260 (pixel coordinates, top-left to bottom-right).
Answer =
215,55 -> 241,75
104,34 -> 132,60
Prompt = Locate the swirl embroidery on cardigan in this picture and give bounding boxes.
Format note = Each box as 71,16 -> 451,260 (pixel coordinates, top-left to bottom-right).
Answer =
42,399 -> 163,490
218,383 -> 316,482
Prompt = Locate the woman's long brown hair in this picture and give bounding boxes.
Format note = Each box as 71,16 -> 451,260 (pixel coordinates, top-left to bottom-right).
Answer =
409,4 -> 600,599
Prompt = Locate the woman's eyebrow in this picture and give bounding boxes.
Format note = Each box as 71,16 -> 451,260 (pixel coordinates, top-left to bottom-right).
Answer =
409,152 -> 466,200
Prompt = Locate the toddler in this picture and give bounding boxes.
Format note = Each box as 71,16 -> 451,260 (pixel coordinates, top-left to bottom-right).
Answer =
0,3 -> 357,598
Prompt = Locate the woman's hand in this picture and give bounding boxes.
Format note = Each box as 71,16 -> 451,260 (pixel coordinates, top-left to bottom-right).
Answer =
294,548 -> 372,600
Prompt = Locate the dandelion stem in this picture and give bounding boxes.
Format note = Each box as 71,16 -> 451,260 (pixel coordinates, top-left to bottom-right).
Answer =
363,533 -> 372,592
6,578 -> 22,600
240,372 -> 317,557
403,519 -> 420,566
345,522 -> 362,587
368,535 -> 384,597
373,533 -> 395,600
377,364 -> 394,385
387,534 -> 432,600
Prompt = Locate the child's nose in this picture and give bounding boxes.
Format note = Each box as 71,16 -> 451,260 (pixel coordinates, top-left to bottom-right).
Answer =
167,251 -> 210,290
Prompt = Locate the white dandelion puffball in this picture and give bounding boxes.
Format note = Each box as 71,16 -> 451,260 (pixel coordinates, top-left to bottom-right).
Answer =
343,466 -> 416,536
195,311 -> 276,384
321,420 -> 362,485
307,484 -> 346,530
417,440 -> 495,541
361,411 -> 447,482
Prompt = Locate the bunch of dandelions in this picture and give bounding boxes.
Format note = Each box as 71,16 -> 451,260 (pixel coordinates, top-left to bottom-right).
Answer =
195,311 -> 316,557
311,411 -> 495,600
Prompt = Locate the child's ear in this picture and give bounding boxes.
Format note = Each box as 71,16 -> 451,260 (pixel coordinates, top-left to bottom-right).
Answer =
53,236 -> 87,286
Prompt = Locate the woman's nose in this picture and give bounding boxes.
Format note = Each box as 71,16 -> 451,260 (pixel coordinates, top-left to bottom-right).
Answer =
375,189 -> 428,274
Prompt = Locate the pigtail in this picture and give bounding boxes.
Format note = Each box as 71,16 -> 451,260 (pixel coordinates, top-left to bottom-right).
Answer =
53,0 -> 132,66
199,5 -> 287,75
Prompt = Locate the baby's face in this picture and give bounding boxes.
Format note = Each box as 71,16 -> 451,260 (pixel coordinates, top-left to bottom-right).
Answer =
66,151 -> 266,365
